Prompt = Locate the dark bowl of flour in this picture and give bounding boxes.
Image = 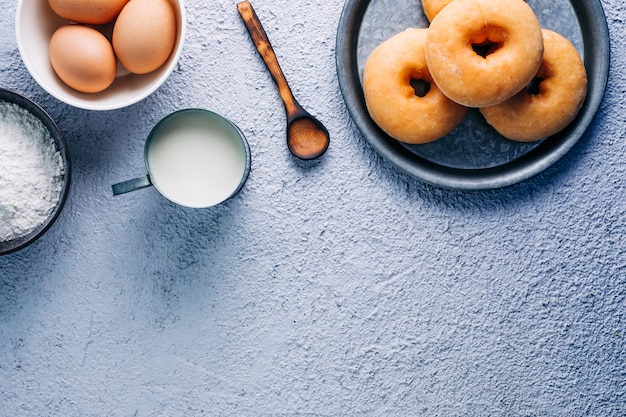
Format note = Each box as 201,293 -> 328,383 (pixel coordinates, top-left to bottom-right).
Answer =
0,88 -> 70,255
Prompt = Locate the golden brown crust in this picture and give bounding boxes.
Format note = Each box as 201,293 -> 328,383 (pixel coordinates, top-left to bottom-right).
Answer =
363,28 -> 468,144
479,29 -> 588,142
421,0 -> 527,22
425,0 -> 543,107
421,0 -> 453,22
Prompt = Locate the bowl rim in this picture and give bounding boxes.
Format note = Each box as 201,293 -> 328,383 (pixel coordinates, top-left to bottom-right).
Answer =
14,0 -> 187,111
0,87 -> 71,255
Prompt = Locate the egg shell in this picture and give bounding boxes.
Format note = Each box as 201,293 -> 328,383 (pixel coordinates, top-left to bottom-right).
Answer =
112,0 -> 177,75
48,0 -> 130,25
49,25 -> 117,94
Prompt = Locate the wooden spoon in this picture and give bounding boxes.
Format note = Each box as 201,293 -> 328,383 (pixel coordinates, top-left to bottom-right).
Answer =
237,1 -> 330,160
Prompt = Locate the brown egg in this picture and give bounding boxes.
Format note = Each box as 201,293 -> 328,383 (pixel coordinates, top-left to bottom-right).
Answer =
48,0 -> 130,25
49,25 -> 117,94
112,0 -> 177,75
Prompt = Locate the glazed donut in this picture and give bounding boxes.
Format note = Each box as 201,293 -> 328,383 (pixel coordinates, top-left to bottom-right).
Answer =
480,29 -> 588,142
421,0 -> 453,22
421,0 -> 526,22
425,0 -> 544,107
362,28 -> 468,144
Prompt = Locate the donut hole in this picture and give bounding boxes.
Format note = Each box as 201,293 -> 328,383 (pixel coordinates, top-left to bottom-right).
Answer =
470,27 -> 507,58
472,40 -> 499,58
525,65 -> 551,95
410,78 -> 431,97
525,77 -> 544,95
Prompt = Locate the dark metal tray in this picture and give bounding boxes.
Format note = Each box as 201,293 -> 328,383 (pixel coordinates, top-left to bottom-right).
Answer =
336,0 -> 610,190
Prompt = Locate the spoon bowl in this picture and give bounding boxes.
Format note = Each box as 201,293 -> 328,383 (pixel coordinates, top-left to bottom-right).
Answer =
287,112 -> 330,160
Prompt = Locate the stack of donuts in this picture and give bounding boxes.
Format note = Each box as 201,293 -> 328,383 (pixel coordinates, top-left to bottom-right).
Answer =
362,0 -> 588,144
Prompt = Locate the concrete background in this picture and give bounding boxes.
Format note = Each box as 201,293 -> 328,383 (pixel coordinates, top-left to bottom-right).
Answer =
1,0 -> 624,415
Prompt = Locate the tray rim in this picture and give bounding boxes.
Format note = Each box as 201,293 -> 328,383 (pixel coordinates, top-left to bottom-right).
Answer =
335,0 -> 610,190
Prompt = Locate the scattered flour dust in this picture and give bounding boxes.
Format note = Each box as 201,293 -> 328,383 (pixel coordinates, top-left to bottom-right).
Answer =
0,101 -> 65,242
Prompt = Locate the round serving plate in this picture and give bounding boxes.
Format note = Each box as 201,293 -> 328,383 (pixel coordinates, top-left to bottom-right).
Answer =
336,0 -> 610,190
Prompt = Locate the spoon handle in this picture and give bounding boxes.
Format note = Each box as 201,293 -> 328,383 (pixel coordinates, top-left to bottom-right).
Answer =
237,1 -> 303,118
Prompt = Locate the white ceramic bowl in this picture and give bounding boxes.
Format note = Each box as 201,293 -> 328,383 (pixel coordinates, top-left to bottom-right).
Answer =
15,0 -> 186,111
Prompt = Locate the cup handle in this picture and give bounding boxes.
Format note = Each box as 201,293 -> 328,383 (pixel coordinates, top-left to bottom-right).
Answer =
112,175 -> 152,196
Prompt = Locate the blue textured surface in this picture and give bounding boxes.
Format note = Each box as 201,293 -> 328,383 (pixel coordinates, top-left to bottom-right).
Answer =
1,0 -> 625,415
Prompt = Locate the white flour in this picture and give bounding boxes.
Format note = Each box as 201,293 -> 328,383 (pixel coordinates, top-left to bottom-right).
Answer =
0,101 -> 65,242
